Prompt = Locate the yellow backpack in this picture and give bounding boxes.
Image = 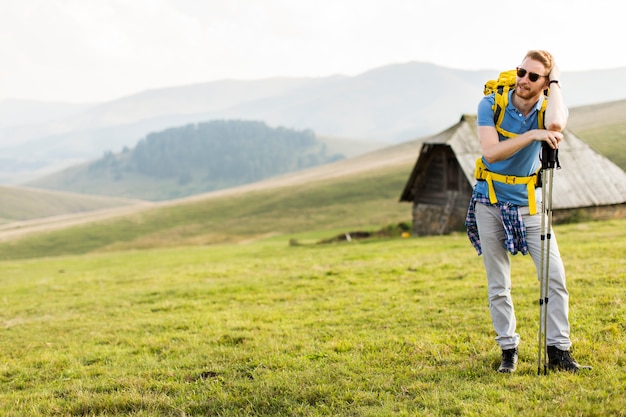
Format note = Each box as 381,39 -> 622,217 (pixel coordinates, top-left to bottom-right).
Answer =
483,69 -> 548,138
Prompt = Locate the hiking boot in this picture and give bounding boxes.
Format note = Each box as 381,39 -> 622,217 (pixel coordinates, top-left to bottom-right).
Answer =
547,346 -> 592,372
498,347 -> 518,373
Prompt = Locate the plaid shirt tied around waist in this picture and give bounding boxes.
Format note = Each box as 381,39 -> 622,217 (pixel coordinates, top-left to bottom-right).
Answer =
465,191 -> 529,256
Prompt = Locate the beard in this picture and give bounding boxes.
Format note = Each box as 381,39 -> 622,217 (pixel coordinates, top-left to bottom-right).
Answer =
515,83 -> 543,100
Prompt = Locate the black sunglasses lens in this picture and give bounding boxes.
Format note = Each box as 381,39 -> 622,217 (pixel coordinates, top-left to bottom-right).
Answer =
516,67 -> 541,82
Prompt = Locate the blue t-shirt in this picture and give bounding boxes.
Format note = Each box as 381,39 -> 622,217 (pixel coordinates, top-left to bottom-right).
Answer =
475,90 -> 544,206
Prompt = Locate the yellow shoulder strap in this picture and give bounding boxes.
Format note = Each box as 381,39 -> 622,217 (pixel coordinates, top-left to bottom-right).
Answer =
495,95 -> 548,137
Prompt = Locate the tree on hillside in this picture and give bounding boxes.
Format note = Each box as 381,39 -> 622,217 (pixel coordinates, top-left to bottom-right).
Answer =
87,119 -> 343,197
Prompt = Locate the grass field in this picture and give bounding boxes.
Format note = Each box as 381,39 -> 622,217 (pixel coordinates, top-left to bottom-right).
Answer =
1,218 -> 624,416
0,163 -> 413,260
1,102 -> 625,415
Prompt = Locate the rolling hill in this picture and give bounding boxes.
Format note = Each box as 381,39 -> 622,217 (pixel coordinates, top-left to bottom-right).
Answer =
0,136 -> 420,254
1,95 -> 625,258
25,120 -> 345,201
567,99 -> 626,170
18,97 -> 626,203
0,185 -> 145,226
2,62 -> 626,185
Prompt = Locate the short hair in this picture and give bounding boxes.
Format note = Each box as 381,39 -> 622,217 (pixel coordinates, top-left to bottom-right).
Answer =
524,50 -> 554,72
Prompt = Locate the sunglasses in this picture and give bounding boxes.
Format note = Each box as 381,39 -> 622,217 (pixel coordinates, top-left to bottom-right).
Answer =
516,67 -> 548,82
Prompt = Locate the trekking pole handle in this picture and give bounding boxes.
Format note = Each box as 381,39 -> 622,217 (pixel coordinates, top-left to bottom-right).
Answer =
541,142 -> 558,169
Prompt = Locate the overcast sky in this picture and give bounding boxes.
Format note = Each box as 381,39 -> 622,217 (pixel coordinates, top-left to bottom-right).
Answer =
1,0 -> 622,103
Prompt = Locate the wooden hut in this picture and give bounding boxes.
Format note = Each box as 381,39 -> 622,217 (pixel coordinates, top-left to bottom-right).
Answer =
399,114 -> 626,235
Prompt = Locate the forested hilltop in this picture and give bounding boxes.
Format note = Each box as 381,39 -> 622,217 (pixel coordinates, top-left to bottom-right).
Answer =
28,120 -> 344,201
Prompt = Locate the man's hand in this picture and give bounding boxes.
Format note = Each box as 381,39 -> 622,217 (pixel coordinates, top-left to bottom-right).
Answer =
537,129 -> 563,149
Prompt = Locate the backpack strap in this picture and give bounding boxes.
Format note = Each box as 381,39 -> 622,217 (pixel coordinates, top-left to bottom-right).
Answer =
493,91 -> 548,138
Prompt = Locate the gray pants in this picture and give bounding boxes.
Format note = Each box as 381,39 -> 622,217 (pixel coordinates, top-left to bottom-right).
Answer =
475,201 -> 572,351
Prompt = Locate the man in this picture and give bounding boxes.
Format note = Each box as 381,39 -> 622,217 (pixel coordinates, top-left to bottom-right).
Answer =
465,50 -> 590,373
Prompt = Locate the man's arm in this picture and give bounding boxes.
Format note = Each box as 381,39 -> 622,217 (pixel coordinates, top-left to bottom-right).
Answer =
544,64 -> 568,132
479,125 -> 539,164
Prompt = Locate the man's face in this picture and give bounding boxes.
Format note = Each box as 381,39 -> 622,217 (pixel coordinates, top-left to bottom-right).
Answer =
515,58 -> 549,99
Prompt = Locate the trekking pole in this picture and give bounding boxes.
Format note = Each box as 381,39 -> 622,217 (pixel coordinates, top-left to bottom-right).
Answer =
538,143 -> 558,375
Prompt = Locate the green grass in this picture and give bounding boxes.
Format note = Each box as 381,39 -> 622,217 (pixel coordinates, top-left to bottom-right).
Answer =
576,122 -> 626,171
0,165 -> 412,260
1,219 -> 624,416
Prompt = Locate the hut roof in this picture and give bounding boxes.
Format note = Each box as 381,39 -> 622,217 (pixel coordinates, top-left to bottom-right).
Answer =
400,114 -> 626,209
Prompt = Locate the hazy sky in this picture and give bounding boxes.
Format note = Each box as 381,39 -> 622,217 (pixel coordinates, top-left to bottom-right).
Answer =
1,0 -> 621,103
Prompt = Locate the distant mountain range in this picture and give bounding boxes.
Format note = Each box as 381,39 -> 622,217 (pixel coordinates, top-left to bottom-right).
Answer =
2,61 -> 626,184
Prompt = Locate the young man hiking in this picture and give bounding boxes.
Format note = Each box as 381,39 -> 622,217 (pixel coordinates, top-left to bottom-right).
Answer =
465,50 -> 590,373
